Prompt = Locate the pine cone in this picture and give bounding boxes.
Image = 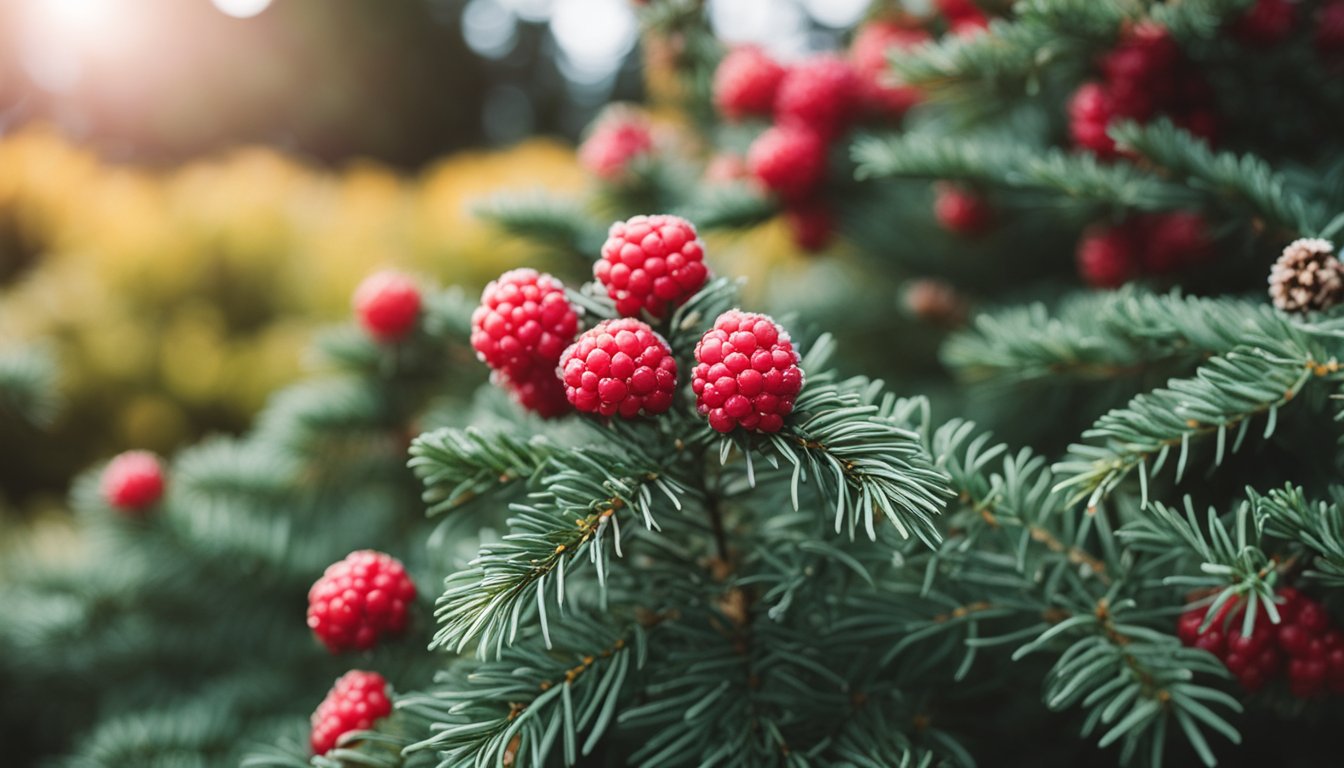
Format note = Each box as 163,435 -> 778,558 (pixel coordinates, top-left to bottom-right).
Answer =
1268,238 -> 1344,313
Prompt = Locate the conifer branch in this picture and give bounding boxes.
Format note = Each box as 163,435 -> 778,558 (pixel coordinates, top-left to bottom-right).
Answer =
409,428 -> 561,515
476,193 -> 609,264
1249,485 -> 1344,586
0,343 -> 58,427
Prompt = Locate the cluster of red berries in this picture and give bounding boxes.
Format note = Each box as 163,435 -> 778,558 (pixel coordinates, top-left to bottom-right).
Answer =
1075,211 -> 1213,288
713,18 -> 937,253
307,549 -> 417,654
354,271 -> 422,343
1179,588 -> 1344,697
101,450 -> 166,514
309,670 -> 393,755
1069,23 -> 1218,159
577,106 -> 655,183
468,215 -> 803,433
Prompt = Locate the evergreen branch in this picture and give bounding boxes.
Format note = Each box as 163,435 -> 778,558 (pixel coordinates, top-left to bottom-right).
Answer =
757,383 -> 952,547
403,618 -> 637,768
1014,598 -> 1242,768
672,184 -> 776,233
1249,485 -> 1344,586
476,193 -> 608,263
431,450 -> 682,657
1111,120 -> 1327,236
0,343 -> 58,427
852,133 -> 1196,210
1054,334 -> 1335,509
409,427 -> 560,515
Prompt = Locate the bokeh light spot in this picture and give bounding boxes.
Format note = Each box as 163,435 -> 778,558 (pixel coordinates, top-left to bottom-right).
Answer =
211,0 -> 274,19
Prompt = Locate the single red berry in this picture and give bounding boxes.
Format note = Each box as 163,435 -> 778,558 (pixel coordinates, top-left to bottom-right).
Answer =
1228,626 -> 1271,657
559,319 -> 677,418
1193,629 -> 1227,658
850,21 -> 930,118
1138,211 -> 1214,274
1235,0 -> 1297,47
498,366 -> 571,419
595,215 -> 709,319
713,46 -> 787,121
950,14 -> 990,37
934,184 -> 993,236
307,550 -> 417,653
1177,607 -> 1206,645
579,110 -> 654,182
310,670 -> 392,755
1296,599 -> 1331,634
935,0 -> 982,21
1276,586 -> 1304,620
1237,665 -> 1269,692
1316,1 -> 1344,54
747,124 -> 828,201
471,269 -> 580,380
784,199 -> 835,253
1068,82 -> 1119,158
354,272 -> 421,343
1279,623 -> 1312,657
1101,23 -> 1180,114
1289,657 -> 1328,697
692,310 -> 803,434
101,450 -> 166,513
774,55 -> 862,138
1077,223 -> 1138,288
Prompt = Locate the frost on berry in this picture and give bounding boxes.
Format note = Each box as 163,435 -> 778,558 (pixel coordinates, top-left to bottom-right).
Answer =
747,124 -> 828,202
471,269 -> 579,379
310,670 -> 392,755
307,550 -> 417,653
713,46 -> 786,121
692,310 -> 804,434
595,215 -> 709,318
354,271 -> 422,343
559,318 -> 677,418
578,107 -> 655,182
101,450 -> 166,513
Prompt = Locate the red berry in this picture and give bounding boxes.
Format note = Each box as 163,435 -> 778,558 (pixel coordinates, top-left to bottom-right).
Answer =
1194,629 -> 1226,658
713,46 -> 786,121
471,269 -> 580,380
1076,223 -> 1138,288
774,55 -> 861,138
310,670 -> 392,755
747,124 -> 828,201
1279,623 -> 1312,657
579,110 -> 654,182
1177,608 -> 1206,645
595,215 -> 709,319
950,15 -> 990,37
354,272 -> 421,343
559,319 -> 677,418
1101,23 -> 1180,103
498,366 -> 571,419
1237,666 -> 1269,692
1068,82 -> 1119,158
784,200 -> 835,252
1297,599 -> 1331,634
850,21 -> 930,118
307,550 -> 417,653
692,310 -> 803,434
1276,586 -> 1304,621
1289,657 -> 1328,697
101,450 -> 166,513
1228,626 -> 1271,657
1316,2 -> 1344,54
1235,0 -> 1297,47
1138,211 -> 1214,273
934,184 -> 992,236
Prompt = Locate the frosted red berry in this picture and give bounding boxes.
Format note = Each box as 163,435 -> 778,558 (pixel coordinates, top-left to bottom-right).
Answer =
934,185 -> 992,236
595,215 -> 709,319
1076,223 -> 1138,288
713,46 -> 786,121
784,200 -> 835,253
310,670 -> 392,755
692,310 -> 803,434
307,550 -> 417,653
1235,0 -> 1297,47
579,111 -> 654,181
101,450 -> 166,513
747,124 -> 828,201
499,366 -> 571,419
559,319 -> 677,418
774,55 -> 861,138
850,21 -> 929,118
354,272 -> 421,343
471,269 -> 579,379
